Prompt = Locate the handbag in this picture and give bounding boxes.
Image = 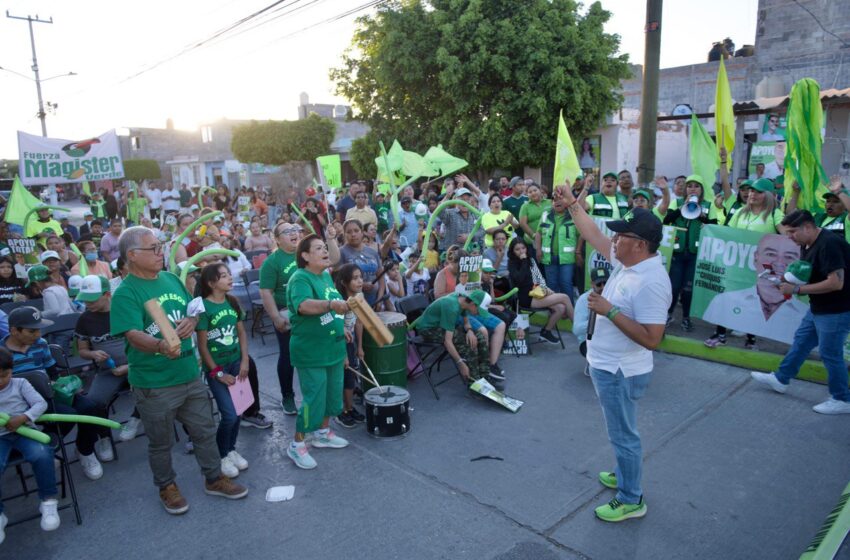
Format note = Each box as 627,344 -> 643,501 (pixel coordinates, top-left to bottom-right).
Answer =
53,375 -> 83,406
529,285 -> 546,299
528,259 -> 548,299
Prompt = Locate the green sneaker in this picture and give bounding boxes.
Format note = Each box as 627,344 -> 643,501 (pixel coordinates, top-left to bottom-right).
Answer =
282,395 -> 297,415
595,497 -> 647,522
598,471 -> 617,489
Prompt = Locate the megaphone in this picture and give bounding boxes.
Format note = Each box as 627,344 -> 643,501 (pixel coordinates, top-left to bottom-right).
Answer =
681,195 -> 702,220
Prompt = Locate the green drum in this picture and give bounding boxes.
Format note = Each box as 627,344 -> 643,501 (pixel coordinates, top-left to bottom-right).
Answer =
362,311 -> 408,389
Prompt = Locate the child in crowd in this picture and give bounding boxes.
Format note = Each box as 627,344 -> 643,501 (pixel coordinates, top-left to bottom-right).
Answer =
383,260 -> 404,311
0,348 -> 60,541
332,263 -> 366,429
405,251 -> 431,296
196,263 -> 253,479
26,265 -> 74,318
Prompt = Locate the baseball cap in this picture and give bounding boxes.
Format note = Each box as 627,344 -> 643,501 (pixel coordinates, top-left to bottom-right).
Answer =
509,176 -> 523,189
25,265 -> 50,287
462,289 -> 488,315
400,196 -> 412,204
9,306 -> 53,330
685,174 -> 705,188
190,204 -> 200,211
603,172 -> 618,181
76,274 -> 111,302
632,189 -> 653,201
177,261 -> 200,274
481,258 -> 496,273
39,250 -> 61,263
590,267 -> 611,284
739,179 -> 753,189
823,189 -> 849,199
68,274 -> 84,297
454,187 -> 472,197
84,211 -> 94,218
750,178 -> 776,193
606,208 -> 663,245
213,215 -> 223,223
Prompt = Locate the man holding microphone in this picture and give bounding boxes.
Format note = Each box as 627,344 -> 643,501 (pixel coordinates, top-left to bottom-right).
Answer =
558,183 -> 671,523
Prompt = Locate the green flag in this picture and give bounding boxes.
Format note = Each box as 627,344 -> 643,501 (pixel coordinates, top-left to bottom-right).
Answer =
689,114 -> 719,188
423,145 -> 467,179
375,141 -> 405,184
553,110 -> 581,186
784,78 -> 828,212
714,58 -> 735,171
402,149 -> 437,178
5,176 -> 43,226
82,181 -> 92,197
316,154 -> 342,189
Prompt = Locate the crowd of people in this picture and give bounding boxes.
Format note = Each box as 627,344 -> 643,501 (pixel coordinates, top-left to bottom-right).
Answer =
2,158 -> 850,537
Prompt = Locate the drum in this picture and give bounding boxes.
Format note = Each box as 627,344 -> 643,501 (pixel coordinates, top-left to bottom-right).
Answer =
362,311 -> 408,389
365,386 -> 411,438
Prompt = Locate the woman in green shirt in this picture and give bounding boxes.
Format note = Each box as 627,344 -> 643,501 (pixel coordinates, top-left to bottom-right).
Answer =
285,234 -> 351,470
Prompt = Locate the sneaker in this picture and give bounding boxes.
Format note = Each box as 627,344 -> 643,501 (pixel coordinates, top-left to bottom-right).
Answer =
204,476 -> 248,500
538,329 -> 560,345
813,398 -> 850,414
598,471 -> 617,489
0,512 -> 7,544
220,456 -> 239,478
336,411 -> 357,429
120,417 -> 142,441
282,395 -> 298,415
595,497 -> 647,522
287,443 -> 317,470
311,429 -> 349,449
227,450 -> 249,471
704,335 -> 726,348
750,372 -> 788,394
79,452 -> 103,480
488,364 -> 506,382
39,498 -> 60,531
159,483 -> 189,515
349,408 -> 366,423
94,438 -> 114,462
241,413 -> 273,429
184,441 -> 194,454
681,318 -> 693,332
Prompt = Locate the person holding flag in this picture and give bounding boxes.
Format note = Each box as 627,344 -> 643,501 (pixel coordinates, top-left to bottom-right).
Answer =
786,175 -> 850,242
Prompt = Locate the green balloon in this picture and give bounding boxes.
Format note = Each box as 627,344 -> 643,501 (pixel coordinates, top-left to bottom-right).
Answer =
0,412 -> 51,444
36,413 -> 121,430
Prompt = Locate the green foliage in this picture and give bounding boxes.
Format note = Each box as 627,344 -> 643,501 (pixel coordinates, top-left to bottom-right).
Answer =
349,131 -> 381,179
122,159 -> 162,182
231,113 -> 336,165
0,160 -> 18,179
331,0 -> 630,173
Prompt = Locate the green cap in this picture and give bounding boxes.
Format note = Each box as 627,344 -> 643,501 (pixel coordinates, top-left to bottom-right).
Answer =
774,174 -> 784,185
602,172 -> 618,181
25,265 -> 50,287
467,242 -> 480,253
67,274 -> 84,297
685,174 -> 705,188
463,289 -> 488,313
784,260 -> 812,285
751,178 -> 776,193
739,179 -> 753,189
824,189 -> 849,199
633,189 -> 653,201
76,274 -> 111,302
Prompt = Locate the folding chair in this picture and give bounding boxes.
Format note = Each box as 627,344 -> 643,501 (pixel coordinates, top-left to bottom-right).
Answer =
241,269 -> 270,344
49,344 -> 93,378
0,299 -> 42,315
41,313 -> 82,355
3,370 -> 82,528
396,294 -> 457,399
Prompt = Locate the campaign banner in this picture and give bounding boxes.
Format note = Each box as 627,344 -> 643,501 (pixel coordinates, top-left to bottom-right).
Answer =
691,225 -> 808,344
316,154 -> 342,189
18,129 -> 125,186
583,217 -> 675,286
747,141 -> 786,180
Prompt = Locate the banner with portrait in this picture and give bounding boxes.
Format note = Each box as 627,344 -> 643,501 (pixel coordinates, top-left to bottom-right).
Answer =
748,141 -> 786,180
691,225 -> 808,344
578,136 -> 601,178
583,217 -> 675,287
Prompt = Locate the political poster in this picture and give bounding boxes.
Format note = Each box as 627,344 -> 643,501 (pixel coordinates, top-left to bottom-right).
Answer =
759,113 -> 787,142
748,141 -> 786,180
691,225 -> 808,344
316,154 -> 342,190
583,217 -> 675,287
17,129 -> 124,186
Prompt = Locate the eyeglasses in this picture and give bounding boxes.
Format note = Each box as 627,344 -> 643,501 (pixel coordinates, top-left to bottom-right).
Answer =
134,243 -> 163,255
278,227 -> 301,236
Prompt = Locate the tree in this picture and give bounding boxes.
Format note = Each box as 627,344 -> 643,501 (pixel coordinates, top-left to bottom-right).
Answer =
331,0 -> 630,174
123,159 -> 162,182
231,113 -> 336,165
349,131 -> 381,179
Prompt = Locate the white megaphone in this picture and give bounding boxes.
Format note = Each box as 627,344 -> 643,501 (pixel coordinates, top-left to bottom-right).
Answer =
681,195 -> 702,220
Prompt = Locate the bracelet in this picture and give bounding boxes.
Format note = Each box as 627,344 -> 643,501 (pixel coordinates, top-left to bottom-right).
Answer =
606,306 -> 621,321
793,285 -> 801,295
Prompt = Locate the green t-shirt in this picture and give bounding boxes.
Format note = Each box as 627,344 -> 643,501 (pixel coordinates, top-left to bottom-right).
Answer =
374,201 -> 391,234
197,298 -> 243,370
259,249 -> 296,308
285,268 -> 346,368
179,189 -> 192,207
110,271 -> 199,389
417,296 -> 463,332
519,199 -> 552,243
502,195 -> 528,220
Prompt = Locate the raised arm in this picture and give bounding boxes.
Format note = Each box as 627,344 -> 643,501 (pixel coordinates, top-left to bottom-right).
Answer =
557,183 -> 611,261
719,147 -> 732,201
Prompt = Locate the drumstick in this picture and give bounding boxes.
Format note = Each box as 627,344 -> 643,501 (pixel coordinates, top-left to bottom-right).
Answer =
144,298 -> 181,352
346,366 -> 383,393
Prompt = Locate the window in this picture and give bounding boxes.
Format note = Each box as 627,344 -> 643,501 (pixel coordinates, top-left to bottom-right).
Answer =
201,126 -> 213,143
131,136 -> 141,150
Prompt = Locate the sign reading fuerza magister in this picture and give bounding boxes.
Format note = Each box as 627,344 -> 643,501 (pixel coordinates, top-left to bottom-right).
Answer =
17,129 -> 125,186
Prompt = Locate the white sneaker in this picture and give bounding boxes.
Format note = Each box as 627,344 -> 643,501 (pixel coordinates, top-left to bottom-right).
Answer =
220,456 -> 239,478
287,443 -> 317,470
227,450 -> 249,471
813,398 -> 850,414
39,499 -> 60,531
119,417 -> 141,441
94,438 -> 114,462
0,512 -> 7,544
750,372 -> 787,394
79,452 -> 103,480
311,429 -> 349,449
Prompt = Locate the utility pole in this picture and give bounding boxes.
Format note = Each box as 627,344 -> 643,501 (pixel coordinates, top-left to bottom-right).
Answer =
637,0 -> 662,188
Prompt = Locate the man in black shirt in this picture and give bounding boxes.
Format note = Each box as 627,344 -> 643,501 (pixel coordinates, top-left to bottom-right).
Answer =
751,210 -> 850,414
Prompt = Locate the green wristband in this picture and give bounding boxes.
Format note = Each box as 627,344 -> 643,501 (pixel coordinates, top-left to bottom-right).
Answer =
606,306 -> 621,321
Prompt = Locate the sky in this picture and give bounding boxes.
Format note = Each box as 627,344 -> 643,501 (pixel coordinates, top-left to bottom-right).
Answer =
0,0 -> 758,159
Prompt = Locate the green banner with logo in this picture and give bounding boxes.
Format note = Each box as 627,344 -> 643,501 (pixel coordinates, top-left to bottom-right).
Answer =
583,217 -> 675,286
691,225 -> 808,344
316,154 -> 342,190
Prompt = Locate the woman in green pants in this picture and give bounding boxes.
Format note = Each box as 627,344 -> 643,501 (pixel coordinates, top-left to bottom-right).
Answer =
286,234 -> 351,470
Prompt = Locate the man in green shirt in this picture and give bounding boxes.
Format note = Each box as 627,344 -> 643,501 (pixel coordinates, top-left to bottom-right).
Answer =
502,178 -> 528,220
25,206 -> 63,249
111,226 -> 247,515
586,173 -> 629,219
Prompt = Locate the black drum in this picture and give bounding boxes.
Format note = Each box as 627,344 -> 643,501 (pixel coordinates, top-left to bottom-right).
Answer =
364,386 -> 410,438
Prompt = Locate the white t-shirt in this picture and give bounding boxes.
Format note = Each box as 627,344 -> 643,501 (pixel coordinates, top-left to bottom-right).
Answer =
406,268 -> 431,296
146,188 -> 162,209
161,189 -> 181,212
588,252 -> 671,377
42,285 -> 76,317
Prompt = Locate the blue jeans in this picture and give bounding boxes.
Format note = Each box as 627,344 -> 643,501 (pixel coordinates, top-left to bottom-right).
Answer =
775,310 -> 850,401
544,257 -> 575,304
0,433 -> 58,513
589,367 -> 652,504
207,361 -> 243,458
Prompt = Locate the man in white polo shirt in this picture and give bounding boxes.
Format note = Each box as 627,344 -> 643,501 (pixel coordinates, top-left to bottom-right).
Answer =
560,185 -> 671,523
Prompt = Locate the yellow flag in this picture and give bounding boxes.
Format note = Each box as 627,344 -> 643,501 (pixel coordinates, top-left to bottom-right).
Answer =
714,58 -> 735,171
553,110 -> 581,186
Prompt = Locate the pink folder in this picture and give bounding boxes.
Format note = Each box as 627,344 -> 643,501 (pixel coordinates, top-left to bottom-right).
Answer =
228,377 -> 255,416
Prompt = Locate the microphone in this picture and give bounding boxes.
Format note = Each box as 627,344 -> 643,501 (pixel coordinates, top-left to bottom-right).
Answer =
587,310 -> 597,341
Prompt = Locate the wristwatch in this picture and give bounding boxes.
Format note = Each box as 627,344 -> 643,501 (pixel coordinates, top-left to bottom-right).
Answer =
216,369 -> 225,379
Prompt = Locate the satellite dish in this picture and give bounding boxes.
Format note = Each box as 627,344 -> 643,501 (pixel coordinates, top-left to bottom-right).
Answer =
672,104 -> 693,117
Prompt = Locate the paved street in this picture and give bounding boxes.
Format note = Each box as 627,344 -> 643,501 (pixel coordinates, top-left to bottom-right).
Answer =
3,331 -> 849,559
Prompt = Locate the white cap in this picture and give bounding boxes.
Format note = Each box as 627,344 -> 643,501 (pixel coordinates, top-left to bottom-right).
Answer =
454,187 -> 472,197
67,274 -> 83,293
39,250 -> 61,263
414,203 -> 428,217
